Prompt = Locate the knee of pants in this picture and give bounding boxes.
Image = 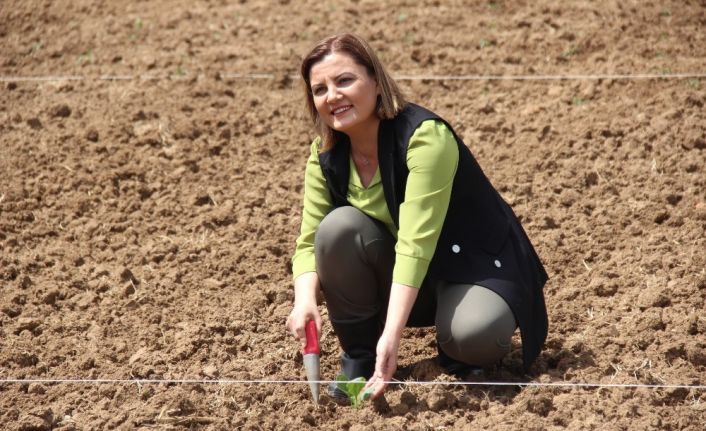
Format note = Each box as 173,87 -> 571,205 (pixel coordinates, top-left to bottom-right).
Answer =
315,206 -> 364,257
438,315 -> 515,366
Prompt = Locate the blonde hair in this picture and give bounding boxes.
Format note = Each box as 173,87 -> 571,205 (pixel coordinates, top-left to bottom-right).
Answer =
300,33 -> 407,153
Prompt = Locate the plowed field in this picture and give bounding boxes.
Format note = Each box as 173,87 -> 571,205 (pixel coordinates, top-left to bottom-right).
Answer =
1,1 -> 705,429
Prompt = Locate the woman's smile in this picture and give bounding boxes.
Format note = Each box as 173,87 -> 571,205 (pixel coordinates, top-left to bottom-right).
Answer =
331,105 -> 353,116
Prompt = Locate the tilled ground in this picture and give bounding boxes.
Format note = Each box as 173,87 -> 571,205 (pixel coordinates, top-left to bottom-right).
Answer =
1,1 -> 705,430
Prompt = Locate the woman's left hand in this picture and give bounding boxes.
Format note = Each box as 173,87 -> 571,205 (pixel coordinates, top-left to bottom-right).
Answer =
365,330 -> 401,399
365,282 -> 419,399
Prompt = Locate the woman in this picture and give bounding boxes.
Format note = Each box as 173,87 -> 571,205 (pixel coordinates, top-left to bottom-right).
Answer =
286,33 -> 548,399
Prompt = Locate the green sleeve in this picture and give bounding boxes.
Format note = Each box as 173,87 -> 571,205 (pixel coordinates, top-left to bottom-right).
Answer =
291,138 -> 333,279
392,120 -> 459,288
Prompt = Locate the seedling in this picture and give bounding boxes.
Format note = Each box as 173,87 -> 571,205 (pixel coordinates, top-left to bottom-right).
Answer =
562,46 -> 578,58
335,374 -> 374,409
130,17 -> 145,41
479,39 -> 493,49
77,49 -> 94,65
572,96 -> 586,106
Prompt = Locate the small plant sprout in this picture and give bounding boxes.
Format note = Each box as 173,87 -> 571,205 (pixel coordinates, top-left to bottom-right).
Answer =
572,96 -> 586,106
77,49 -> 94,65
479,39 -> 493,49
335,374 -> 374,409
130,17 -> 145,41
562,46 -> 578,58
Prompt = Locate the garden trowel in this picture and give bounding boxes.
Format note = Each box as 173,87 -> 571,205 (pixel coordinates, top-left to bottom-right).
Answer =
303,320 -> 320,403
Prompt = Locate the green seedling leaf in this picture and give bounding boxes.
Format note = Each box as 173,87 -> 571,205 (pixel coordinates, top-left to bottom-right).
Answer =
572,96 -> 586,106
562,46 -> 579,58
479,39 -> 492,49
359,386 -> 374,402
335,373 -> 372,409
77,49 -> 94,65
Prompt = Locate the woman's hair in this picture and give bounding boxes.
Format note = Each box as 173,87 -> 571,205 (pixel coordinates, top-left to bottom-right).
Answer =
300,33 -> 407,152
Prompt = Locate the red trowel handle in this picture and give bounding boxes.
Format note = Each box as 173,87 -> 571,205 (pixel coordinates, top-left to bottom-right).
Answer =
303,320 -> 320,355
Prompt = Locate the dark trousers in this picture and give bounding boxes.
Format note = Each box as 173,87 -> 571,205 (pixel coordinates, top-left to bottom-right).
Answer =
316,207 -> 516,370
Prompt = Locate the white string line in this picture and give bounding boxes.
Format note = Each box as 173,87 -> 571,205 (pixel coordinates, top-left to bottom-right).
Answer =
1,378 -> 705,390
1,72 -> 705,83
395,73 -> 706,81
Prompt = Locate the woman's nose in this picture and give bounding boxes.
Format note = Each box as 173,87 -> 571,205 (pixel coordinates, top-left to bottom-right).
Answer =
326,87 -> 341,103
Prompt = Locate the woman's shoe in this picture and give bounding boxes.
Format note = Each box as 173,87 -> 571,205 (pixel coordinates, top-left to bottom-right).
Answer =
437,346 -> 483,378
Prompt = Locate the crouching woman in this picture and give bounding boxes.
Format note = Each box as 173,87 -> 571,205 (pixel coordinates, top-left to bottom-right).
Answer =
286,33 -> 549,398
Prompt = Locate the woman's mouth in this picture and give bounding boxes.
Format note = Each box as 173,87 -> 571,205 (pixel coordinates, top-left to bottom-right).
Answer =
331,105 -> 352,116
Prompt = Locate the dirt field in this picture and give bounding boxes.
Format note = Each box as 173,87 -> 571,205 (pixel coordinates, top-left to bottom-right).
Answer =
1,0 -> 705,429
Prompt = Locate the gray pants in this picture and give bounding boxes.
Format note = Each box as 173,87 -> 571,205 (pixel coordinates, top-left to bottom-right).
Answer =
316,206 -> 517,367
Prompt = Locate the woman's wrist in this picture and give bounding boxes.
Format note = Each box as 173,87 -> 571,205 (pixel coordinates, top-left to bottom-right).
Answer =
293,272 -> 320,304
382,318 -> 406,338
383,282 -> 419,337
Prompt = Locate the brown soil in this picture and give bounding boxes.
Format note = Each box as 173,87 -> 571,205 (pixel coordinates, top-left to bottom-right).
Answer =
1,1 -> 705,430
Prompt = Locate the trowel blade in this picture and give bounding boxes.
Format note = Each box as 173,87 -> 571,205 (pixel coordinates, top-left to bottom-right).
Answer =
303,353 -> 320,403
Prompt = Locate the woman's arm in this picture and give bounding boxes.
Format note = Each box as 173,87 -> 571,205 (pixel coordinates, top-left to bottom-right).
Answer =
367,120 -> 459,397
286,271 -> 323,349
392,120 -> 459,288
291,138 -> 334,280
366,282 -> 419,398
288,138 -> 332,346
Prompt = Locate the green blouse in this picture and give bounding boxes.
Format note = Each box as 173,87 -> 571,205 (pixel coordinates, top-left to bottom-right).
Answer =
291,120 -> 459,288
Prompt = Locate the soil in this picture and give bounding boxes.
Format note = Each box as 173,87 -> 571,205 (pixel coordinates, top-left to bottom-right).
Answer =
1,0 -> 705,430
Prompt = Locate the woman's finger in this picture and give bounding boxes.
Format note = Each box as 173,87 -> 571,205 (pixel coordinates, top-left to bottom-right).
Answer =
370,371 -> 387,398
368,351 -> 392,398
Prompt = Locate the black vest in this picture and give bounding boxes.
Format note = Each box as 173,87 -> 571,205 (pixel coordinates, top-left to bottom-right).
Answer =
319,103 -> 548,370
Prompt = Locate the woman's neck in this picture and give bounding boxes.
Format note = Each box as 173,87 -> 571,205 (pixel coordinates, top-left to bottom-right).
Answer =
346,117 -> 380,158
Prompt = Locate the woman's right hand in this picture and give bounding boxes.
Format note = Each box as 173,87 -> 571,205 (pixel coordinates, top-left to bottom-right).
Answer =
285,272 -> 323,350
286,302 -> 322,350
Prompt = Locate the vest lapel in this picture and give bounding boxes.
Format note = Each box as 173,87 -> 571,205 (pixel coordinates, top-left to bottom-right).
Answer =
318,133 -> 351,207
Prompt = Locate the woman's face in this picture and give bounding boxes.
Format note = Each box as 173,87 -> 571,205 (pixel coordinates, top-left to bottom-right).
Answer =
309,52 -> 379,136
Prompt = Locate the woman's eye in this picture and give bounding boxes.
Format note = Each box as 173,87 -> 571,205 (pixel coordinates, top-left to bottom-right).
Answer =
312,87 -> 326,96
339,77 -> 353,85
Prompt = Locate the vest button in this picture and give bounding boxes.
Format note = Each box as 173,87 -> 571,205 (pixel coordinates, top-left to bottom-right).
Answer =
451,244 -> 461,254
494,259 -> 502,268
